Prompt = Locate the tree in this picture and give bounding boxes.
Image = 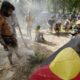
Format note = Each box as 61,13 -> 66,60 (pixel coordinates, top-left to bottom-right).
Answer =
48,0 -> 80,13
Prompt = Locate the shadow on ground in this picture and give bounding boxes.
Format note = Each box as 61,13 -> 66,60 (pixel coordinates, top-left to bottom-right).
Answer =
50,32 -> 71,37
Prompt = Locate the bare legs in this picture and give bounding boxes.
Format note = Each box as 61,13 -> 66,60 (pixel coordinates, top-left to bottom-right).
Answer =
7,46 -> 21,65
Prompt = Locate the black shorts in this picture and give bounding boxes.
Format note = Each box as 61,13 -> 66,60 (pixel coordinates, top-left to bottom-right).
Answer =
2,36 -> 17,47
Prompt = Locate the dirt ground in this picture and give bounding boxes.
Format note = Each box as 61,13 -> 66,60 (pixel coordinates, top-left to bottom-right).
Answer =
0,29 -> 71,80
32,29 -> 71,55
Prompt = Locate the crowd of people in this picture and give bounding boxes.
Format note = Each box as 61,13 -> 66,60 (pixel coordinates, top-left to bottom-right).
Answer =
48,11 -> 80,37
35,11 -> 80,43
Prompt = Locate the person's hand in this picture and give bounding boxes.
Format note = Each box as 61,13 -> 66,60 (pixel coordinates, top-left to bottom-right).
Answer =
13,38 -> 16,42
4,44 -> 8,47
3,44 -> 8,51
11,36 -> 17,42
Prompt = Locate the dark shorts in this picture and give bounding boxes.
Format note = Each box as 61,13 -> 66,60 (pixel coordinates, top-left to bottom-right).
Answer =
2,35 -> 17,47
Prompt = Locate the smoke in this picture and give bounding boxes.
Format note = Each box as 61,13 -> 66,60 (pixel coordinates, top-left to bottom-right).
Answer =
13,0 -> 52,28
4,0 -> 54,29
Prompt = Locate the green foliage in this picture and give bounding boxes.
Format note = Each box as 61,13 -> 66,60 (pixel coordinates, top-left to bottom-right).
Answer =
48,0 -> 80,13
27,52 -> 47,68
61,0 -> 80,12
25,52 -> 47,78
